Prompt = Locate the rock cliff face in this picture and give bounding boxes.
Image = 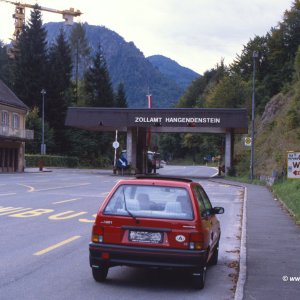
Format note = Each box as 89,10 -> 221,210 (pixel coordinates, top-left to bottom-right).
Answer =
45,22 -> 198,108
261,93 -> 286,126
254,91 -> 299,177
234,87 -> 300,178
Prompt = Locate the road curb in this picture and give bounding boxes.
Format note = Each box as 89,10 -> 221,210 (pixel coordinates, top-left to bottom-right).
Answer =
208,178 -> 247,300
234,185 -> 247,300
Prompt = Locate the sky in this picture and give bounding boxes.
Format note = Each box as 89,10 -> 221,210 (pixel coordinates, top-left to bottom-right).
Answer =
0,0 -> 294,74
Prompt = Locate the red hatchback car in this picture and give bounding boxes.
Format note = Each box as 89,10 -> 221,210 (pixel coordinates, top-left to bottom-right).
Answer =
89,176 -> 224,289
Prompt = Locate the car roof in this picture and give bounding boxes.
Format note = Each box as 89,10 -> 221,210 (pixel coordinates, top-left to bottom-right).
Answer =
116,175 -> 194,187
136,175 -> 193,182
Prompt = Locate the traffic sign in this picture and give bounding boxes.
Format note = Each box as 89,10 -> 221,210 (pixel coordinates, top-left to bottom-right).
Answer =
117,157 -> 128,169
244,137 -> 252,147
287,151 -> 300,179
112,141 -> 119,149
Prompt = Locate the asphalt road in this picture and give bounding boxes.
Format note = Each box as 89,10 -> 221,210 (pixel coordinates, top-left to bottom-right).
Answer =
0,166 -> 243,300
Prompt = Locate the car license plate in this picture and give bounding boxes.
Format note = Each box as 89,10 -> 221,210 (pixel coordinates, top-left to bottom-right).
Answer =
129,230 -> 163,244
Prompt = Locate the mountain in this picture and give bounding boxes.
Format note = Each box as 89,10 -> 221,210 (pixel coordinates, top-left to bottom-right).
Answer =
44,22 -> 198,108
147,55 -> 199,90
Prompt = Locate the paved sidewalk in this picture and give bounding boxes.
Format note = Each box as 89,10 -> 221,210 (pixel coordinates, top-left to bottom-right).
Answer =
243,184 -> 300,300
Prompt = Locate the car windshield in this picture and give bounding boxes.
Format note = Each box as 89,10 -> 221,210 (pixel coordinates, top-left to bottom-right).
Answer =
104,184 -> 193,220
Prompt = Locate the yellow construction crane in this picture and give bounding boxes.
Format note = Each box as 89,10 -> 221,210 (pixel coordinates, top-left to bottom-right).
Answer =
0,0 -> 82,40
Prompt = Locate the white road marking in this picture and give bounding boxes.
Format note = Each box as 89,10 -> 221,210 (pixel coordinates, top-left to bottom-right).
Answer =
0,193 -> 16,197
18,183 -> 35,192
52,198 -> 82,204
18,182 -> 90,192
210,167 -> 220,177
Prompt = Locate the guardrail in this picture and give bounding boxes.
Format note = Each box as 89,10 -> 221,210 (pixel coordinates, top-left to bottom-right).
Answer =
0,126 -> 34,140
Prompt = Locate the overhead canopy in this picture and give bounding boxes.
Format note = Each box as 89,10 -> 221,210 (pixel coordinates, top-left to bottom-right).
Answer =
65,107 -> 248,134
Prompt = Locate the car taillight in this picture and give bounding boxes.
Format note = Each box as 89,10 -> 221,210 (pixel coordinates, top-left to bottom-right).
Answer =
91,225 -> 104,243
189,233 -> 203,250
92,234 -> 103,243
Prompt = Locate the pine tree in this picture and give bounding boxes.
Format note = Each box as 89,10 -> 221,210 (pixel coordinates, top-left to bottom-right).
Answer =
46,28 -> 72,129
69,23 -> 90,103
84,47 -> 114,107
80,47 -> 115,164
69,23 -> 90,78
13,4 -> 48,110
115,83 -> 128,107
0,41 -> 12,86
46,28 -> 73,154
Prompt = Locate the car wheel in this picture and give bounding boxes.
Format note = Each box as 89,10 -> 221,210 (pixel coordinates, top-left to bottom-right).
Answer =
92,267 -> 108,282
192,266 -> 206,290
209,243 -> 219,266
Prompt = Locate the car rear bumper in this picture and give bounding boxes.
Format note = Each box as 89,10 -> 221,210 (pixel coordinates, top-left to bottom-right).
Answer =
89,242 -> 208,269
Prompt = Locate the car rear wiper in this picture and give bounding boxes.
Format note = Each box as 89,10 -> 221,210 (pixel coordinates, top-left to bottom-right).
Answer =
122,187 -> 139,224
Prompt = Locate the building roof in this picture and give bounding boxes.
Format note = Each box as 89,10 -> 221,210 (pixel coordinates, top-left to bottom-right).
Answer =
65,107 -> 248,134
0,79 -> 29,111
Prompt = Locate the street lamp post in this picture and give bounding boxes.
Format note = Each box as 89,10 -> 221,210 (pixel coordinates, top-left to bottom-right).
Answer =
41,89 -> 46,155
250,51 -> 259,181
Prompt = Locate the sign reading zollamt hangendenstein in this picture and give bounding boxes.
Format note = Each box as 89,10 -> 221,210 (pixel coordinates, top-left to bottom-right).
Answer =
134,116 -> 221,125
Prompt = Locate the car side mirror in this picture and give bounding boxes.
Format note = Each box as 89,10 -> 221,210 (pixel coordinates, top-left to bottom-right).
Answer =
201,209 -> 211,218
212,207 -> 224,214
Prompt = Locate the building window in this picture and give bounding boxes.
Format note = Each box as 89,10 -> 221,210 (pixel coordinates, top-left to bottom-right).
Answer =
1,111 -> 9,126
12,113 -> 20,129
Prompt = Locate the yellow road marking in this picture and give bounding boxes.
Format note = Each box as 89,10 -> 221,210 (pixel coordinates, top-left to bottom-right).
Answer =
33,236 -> 81,256
79,214 -> 97,223
53,198 -> 81,204
0,208 -> 31,215
10,208 -> 54,218
48,211 -> 87,220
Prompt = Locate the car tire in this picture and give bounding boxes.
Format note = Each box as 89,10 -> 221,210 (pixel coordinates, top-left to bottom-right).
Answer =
209,243 -> 219,266
192,266 -> 206,290
92,267 -> 108,282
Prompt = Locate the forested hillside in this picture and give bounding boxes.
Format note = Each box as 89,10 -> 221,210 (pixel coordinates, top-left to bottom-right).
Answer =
45,22 -> 187,108
172,0 -> 300,177
147,55 -> 199,90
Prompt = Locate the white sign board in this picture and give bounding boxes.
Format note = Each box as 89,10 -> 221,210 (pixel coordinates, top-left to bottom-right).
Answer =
287,151 -> 300,179
112,141 -> 119,149
244,137 -> 252,147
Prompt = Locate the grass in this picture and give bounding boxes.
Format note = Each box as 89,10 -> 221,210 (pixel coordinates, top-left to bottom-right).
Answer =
272,179 -> 300,224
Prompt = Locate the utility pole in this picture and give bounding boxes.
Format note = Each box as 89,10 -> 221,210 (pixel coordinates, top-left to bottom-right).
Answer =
75,39 -> 79,104
250,51 -> 259,181
41,89 -> 46,155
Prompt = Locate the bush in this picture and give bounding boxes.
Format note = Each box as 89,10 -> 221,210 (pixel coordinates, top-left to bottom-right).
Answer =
25,155 -> 79,168
285,109 -> 298,130
273,179 -> 300,224
93,156 -> 112,168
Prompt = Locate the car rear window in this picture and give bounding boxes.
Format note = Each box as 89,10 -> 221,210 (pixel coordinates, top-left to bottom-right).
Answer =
103,184 -> 193,220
